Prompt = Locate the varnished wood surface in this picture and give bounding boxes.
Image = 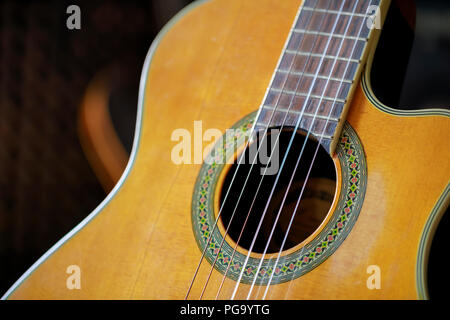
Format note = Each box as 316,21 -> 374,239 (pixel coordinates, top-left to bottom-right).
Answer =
6,0 -> 449,299
255,0 -> 382,154
78,72 -> 129,192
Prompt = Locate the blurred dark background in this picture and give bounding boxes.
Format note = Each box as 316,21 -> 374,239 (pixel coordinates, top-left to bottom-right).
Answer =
399,0 -> 450,108
0,0 -> 448,298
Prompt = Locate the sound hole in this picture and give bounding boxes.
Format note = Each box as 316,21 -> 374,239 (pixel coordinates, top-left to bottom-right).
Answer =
219,128 -> 336,254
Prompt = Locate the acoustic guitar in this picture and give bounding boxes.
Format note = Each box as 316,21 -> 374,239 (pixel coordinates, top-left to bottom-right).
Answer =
3,0 -> 449,300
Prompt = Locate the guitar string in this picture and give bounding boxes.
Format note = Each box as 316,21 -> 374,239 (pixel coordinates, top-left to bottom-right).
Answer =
216,2 -> 338,299
245,0 -> 364,300
249,0 -> 362,300
196,0 -> 325,299
230,0 -> 349,300
265,0 -> 375,301
253,0 -> 374,300
184,0 -> 307,299
190,1 -> 317,300
213,0 -> 336,300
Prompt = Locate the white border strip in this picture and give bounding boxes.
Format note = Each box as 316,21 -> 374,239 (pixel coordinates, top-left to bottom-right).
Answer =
1,0 -> 210,300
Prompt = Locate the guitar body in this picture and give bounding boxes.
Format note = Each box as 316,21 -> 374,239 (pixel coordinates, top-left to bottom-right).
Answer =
5,0 -> 449,300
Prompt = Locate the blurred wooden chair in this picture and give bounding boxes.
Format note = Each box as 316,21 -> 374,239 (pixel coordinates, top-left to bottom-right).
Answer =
78,62 -> 139,192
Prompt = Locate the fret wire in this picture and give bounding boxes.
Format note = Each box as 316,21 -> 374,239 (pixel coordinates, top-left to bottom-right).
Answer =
303,0 -> 379,14
276,68 -> 353,84
255,120 -> 334,140
292,29 -> 368,41
286,30 -> 366,61
285,49 -> 361,63
277,56 -> 359,82
262,105 -> 340,122
269,87 -> 347,104
295,9 -> 370,38
256,0 -> 374,149
302,7 -> 371,18
257,5 -> 370,136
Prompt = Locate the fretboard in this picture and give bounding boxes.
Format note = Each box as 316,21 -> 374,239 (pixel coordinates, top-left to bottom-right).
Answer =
254,0 -> 384,154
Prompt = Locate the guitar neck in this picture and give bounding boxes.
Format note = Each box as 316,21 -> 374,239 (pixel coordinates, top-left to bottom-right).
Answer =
254,0 -> 388,154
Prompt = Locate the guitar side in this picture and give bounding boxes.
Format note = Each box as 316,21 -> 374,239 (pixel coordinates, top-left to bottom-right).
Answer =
4,0 -> 449,300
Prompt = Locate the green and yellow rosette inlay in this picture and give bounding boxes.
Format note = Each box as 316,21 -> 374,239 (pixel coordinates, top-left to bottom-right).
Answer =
192,112 -> 367,284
